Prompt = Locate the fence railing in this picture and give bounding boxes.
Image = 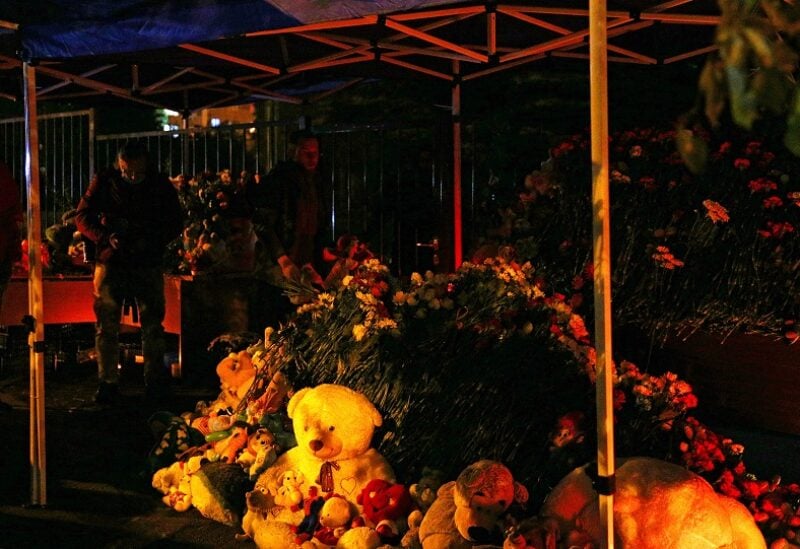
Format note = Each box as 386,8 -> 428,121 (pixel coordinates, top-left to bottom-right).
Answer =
1,109 -> 94,228
2,111 -> 480,272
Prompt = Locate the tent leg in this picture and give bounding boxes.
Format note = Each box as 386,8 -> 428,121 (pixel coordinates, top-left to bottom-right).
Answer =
589,1 -> 615,547
452,60 -> 462,268
23,61 -> 47,507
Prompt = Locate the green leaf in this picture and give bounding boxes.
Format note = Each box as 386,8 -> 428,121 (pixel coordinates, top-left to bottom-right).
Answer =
726,65 -> 759,129
699,59 -> 727,126
676,128 -> 708,174
742,26 -> 775,68
752,68 -> 791,114
783,89 -> 800,156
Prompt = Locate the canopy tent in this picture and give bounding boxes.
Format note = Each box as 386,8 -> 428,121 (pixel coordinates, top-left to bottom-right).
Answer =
1,1 -> 717,111
0,2 -> 721,546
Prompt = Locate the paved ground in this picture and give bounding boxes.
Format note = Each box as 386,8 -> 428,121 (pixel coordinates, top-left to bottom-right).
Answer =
1,326 -> 799,548
0,327 -> 253,549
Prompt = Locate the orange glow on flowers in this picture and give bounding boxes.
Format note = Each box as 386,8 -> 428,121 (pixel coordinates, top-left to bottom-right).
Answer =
702,199 -> 730,223
652,245 -> 685,269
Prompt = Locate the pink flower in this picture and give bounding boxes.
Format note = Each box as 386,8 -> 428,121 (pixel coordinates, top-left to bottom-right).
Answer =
748,177 -> 778,193
745,141 -> 762,155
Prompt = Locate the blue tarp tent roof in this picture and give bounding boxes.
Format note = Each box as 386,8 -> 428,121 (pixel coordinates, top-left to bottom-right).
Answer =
9,0 -> 465,59
0,0 -> 718,112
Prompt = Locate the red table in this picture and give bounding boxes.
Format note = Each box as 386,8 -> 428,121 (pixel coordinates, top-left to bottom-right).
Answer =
0,275 -> 182,333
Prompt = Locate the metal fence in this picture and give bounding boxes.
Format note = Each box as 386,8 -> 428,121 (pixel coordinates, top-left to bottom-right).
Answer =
1,109 -> 94,228
2,110 -> 479,272
95,120 -> 294,182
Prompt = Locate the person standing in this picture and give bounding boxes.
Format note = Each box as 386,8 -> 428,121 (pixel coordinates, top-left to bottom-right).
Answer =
0,160 -> 22,312
251,129 -> 331,288
75,141 -> 183,405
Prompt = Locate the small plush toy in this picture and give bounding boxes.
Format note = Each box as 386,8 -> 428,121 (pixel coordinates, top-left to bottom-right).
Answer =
237,486 -> 273,541
215,349 -> 257,409
313,495 -> 352,546
274,469 -> 305,510
540,457 -> 766,549
295,491 -> 326,544
208,424 -> 250,464
237,427 -> 278,480
400,509 -> 424,549
260,411 -> 297,453
152,460 -> 187,496
152,456 -> 207,513
409,467 -> 445,513
165,472 -> 194,512
357,478 -> 413,542
257,384 -> 395,506
418,460 -> 528,549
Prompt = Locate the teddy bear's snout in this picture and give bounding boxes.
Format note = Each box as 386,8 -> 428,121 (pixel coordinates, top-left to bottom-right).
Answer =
467,525 -> 491,543
309,439 -> 324,452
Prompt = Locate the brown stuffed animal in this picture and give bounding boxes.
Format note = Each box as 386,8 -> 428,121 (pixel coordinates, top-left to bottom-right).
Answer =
418,460 -> 528,549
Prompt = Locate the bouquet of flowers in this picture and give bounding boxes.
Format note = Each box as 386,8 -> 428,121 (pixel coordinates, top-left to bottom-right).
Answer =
167,169 -> 255,274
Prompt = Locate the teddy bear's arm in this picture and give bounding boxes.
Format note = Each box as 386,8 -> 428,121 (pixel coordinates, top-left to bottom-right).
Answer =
361,448 -> 396,482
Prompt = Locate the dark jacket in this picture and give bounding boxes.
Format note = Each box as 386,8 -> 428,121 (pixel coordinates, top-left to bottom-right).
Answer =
250,161 -> 330,270
75,168 -> 183,268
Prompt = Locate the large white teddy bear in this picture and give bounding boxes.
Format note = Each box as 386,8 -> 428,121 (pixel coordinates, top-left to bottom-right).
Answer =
253,384 -> 395,548
539,457 -> 766,549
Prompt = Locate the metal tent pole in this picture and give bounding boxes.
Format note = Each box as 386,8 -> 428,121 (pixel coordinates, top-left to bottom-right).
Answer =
23,60 -> 47,507
452,60 -> 463,268
590,0 -> 615,547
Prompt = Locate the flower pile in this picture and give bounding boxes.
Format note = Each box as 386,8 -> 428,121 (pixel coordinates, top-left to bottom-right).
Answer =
481,128 -> 800,342
166,169 -> 255,274
675,416 -> 800,546
151,248 -> 800,546
245,257 -> 712,502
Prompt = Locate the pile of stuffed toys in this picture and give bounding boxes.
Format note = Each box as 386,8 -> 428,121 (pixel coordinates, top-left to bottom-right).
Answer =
149,330 -> 767,549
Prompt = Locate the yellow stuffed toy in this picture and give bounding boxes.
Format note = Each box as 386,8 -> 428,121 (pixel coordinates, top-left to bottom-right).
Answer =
151,456 -> 205,513
257,384 -> 395,505
252,384 -> 395,548
215,349 -> 257,409
273,469 -> 305,510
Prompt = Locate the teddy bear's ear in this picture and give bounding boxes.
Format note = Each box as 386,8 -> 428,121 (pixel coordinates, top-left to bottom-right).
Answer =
369,404 -> 383,428
513,481 -> 529,505
287,387 -> 311,418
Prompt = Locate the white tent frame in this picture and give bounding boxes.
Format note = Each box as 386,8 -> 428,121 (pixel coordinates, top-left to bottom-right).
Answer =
7,2 -> 722,545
